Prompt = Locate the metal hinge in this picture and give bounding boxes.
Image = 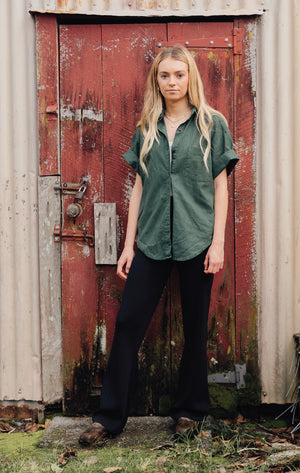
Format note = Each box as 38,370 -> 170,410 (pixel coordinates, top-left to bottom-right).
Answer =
233,28 -> 243,55
208,364 -> 246,389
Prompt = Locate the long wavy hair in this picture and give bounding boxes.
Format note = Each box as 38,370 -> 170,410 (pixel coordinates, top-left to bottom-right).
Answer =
137,45 -> 226,175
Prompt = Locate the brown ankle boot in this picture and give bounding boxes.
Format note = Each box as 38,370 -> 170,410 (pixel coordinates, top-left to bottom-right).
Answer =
175,417 -> 199,435
79,422 -> 108,446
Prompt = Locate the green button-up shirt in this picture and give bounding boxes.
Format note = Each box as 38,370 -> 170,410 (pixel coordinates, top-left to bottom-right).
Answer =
123,111 -> 238,261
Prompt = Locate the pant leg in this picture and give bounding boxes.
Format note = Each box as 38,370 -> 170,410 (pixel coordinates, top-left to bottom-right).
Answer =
93,249 -> 172,434
170,249 -> 214,421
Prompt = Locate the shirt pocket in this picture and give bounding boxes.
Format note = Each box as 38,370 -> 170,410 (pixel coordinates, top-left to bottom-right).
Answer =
182,145 -> 212,182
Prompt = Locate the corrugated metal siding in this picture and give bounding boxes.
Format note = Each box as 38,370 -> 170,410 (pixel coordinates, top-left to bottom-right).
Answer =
0,0 -> 299,406
29,0 -> 268,16
256,0 -> 300,403
0,0 -> 42,401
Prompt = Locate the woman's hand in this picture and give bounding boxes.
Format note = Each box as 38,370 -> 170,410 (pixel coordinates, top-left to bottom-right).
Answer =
117,247 -> 135,280
204,241 -> 224,274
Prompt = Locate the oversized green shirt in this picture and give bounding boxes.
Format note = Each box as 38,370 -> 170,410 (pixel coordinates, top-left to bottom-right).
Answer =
123,111 -> 238,261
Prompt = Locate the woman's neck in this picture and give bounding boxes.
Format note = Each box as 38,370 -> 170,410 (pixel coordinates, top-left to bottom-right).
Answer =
164,99 -> 191,117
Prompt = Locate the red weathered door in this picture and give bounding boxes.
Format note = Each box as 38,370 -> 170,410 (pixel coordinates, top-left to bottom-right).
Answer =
57,20 -> 255,414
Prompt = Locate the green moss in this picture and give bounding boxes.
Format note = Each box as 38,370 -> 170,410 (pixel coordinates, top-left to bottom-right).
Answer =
262,418 -> 289,429
209,384 -> 238,418
209,373 -> 261,418
158,394 -> 172,416
237,373 -> 261,407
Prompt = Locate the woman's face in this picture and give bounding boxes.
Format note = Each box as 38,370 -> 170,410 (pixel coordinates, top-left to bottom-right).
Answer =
157,57 -> 189,104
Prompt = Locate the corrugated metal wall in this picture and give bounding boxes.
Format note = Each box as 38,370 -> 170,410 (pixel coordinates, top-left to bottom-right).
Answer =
0,0 -> 299,405
29,0 -> 267,16
257,0 -> 300,404
0,1 -> 41,401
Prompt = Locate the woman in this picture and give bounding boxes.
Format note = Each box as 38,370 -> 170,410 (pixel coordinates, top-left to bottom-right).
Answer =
79,45 -> 238,445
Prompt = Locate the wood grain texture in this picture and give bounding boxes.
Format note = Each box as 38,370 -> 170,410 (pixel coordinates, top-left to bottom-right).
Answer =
38,176 -> 63,403
36,15 -> 59,175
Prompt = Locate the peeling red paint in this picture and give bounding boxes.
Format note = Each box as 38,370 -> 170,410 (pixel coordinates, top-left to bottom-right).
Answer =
234,18 -> 257,374
36,16 -> 59,175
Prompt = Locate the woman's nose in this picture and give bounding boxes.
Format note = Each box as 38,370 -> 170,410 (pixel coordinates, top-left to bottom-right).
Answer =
168,76 -> 176,85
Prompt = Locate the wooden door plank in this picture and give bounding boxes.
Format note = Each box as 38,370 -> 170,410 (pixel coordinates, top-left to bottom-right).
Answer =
39,176 -> 63,403
102,23 -> 171,414
168,22 -> 236,371
168,21 -> 233,43
36,15 -> 59,175
59,24 -> 104,412
233,18 -> 257,375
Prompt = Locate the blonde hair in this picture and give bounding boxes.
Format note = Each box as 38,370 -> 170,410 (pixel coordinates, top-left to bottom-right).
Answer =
137,45 -> 226,175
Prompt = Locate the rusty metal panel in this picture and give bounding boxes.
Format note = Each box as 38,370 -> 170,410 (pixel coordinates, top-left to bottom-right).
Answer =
0,0 -> 41,402
39,176 -> 63,403
29,0 -> 268,16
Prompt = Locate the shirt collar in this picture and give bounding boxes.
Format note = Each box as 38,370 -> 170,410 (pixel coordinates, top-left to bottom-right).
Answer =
158,106 -> 197,121
157,106 -> 197,133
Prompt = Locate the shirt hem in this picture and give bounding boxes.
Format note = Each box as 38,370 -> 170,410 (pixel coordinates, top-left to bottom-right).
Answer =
137,240 -> 212,262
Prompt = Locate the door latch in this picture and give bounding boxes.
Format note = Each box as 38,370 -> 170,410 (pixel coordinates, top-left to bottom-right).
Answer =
54,179 -> 88,198
75,180 -> 88,200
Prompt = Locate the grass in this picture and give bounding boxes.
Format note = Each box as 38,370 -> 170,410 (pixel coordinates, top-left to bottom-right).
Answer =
0,419 -> 297,473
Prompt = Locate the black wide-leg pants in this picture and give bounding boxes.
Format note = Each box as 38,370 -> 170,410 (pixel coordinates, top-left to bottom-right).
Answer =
93,248 -> 214,434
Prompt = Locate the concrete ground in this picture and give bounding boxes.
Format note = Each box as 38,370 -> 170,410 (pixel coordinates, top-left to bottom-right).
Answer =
40,416 -> 212,450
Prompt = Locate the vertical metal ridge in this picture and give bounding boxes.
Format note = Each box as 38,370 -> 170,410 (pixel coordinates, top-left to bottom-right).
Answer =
293,0 -> 300,353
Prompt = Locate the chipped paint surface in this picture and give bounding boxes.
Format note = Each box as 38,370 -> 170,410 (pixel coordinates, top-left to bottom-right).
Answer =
61,106 -> 103,122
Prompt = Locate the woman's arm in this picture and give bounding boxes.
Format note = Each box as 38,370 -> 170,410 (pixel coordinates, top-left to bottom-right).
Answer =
204,169 -> 228,274
117,173 -> 143,280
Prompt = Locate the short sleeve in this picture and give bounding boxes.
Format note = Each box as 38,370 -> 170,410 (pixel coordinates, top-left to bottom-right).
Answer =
122,127 -> 143,176
211,115 -> 239,179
